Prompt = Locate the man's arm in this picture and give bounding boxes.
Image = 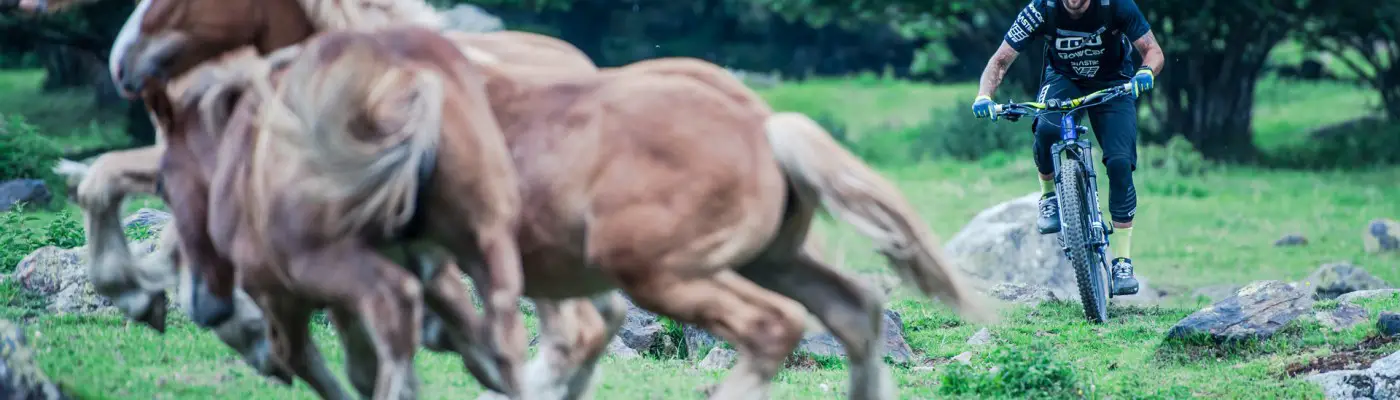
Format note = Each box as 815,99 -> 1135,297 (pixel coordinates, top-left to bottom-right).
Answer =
976,42 -> 1021,99
1133,30 -> 1164,76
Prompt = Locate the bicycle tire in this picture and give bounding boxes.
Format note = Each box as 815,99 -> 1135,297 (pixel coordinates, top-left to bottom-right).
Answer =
1056,151 -> 1110,323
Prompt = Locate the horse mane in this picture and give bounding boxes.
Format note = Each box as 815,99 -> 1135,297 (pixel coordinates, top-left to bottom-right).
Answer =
295,0 -> 446,31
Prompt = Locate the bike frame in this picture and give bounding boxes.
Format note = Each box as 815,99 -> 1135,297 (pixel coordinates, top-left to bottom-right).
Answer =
1046,112 -> 1113,291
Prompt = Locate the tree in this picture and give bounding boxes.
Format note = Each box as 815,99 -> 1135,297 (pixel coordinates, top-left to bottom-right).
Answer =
758,0 -> 1315,161
1296,0 -> 1400,120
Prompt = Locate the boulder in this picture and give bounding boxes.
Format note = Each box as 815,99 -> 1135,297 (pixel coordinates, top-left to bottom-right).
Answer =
697,347 -> 738,370
1363,219 -> 1399,253
945,193 -> 1159,303
1338,289 -> 1400,305
988,282 -> 1057,307
1307,350 -> 1400,399
439,4 -> 503,33
615,296 -> 667,355
0,179 -> 50,212
1166,280 -> 1314,344
0,319 -> 68,399
1300,262 -> 1391,300
794,309 -> 915,364
1380,313 -> 1400,337
1313,303 -> 1369,331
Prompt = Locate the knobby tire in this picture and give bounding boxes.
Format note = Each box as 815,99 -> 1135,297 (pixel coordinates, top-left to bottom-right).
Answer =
1057,151 -> 1109,323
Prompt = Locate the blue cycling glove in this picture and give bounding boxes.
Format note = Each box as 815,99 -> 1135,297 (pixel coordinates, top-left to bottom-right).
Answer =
1131,67 -> 1154,97
972,96 -> 995,119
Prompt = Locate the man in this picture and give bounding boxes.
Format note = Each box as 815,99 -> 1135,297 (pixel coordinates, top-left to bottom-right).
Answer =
971,0 -> 1164,295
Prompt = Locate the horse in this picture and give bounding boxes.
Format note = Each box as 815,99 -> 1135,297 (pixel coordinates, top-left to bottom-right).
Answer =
132,27 -> 542,398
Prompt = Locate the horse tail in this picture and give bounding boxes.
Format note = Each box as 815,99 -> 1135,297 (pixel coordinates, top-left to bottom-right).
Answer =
268,37 -> 444,238
763,112 -> 995,322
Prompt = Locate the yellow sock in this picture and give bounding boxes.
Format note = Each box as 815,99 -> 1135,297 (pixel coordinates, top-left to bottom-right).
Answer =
1039,178 -> 1055,195
1113,226 -> 1133,259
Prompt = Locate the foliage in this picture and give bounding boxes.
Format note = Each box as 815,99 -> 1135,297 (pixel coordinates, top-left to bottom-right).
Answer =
1263,116 -> 1400,169
938,342 -> 1084,399
0,204 -> 82,273
1294,0 -> 1400,120
1137,135 -> 1213,178
0,113 -> 65,206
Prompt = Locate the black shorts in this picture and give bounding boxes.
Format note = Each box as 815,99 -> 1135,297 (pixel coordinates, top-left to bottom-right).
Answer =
1030,69 -> 1138,174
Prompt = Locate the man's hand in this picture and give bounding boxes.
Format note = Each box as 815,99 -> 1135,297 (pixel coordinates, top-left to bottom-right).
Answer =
972,96 -> 996,119
1130,67 -> 1154,97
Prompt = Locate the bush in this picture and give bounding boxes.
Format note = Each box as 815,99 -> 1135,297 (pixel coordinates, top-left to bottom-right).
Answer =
0,114 -> 64,207
0,204 -> 85,273
829,103 -> 1031,166
1262,116 -> 1400,169
939,343 -> 1085,399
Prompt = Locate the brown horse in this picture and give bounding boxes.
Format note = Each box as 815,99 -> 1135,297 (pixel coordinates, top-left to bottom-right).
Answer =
135,27 -> 537,398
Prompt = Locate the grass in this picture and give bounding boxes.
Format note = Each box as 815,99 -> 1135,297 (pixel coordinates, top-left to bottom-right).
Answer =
1,68 -> 1398,398
0,69 -> 129,153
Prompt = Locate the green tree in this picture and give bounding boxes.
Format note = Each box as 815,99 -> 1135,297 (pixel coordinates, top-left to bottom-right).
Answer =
1296,0 -> 1400,120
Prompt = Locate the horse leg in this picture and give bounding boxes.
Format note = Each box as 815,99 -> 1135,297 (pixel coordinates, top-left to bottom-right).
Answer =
738,251 -> 894,400
329,308 -> 379,397
407,250 -> 509,393
286,242 -> 423,400
256,294 -> 352,400
438,226 -> 526,396
62,145 -> 162,211
82,190 -> 173,332
506,291 -> 626,400
621,271 -> 806,400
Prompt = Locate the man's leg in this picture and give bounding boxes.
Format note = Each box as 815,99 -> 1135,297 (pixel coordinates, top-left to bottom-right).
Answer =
1087,85 -> 1140,296
1031,71 -> 1083,235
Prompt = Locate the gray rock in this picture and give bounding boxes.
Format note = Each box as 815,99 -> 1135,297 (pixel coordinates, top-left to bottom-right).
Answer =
1338,289 -> 1400,305
121,208 -> 171,233
1380,313 -> 1400,337
1274,234 -> 1308,247
1364,219 -> 1399,253
988,282 -> 1057,306
439,4 -> 503,33
0,179 -> 50,212
615,296 -> 665,355
697,347 -> 737,370
1301,262 -> 1391,300
951,351 -> 973,365
1191,284 -> 1243,303
0,319 -> 68,399
966,328 -> 992,346
1314,303 -> 1369,331
1307,350 -> 1400,399
606,337 -> 640,360
795,309 -> 914,364
946,193 -> 1157,302
1166,280 -> 1314,344
684,324 -> 721,359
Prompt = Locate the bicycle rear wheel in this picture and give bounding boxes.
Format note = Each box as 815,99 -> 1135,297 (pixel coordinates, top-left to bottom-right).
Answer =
1056,151 -> 1109,323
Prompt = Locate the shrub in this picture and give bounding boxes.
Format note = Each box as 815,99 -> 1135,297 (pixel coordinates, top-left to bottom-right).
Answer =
1262,116 -> 1400,169
1137,135 -> 1214,177
0,204 -> 85,273
939,343 -> 1085,399
917,104 -> 1033,162
0,114 -> 63,207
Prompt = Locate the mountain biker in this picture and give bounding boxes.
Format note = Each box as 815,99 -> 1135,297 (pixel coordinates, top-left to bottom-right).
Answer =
971,0 -> 1164,296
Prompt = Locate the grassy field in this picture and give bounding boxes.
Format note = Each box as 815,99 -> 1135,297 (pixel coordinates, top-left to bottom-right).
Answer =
1,68 -> 1398,399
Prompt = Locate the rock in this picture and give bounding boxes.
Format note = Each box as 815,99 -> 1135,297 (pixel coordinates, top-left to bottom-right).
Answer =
1165,280 -> 1314,344
0,179 -> 51,212
951,351 -> 973,365
438,4 -> 503,33
13,229 -> 170,314
1301,262 -> 1391,300
122,208 -> 171,232
1191,284 -> 1243,303
1306,350 -> 1400,399
1338,289 -> 1400,305
1273,234 -> 1308,247
1363,219 -> 1400,253
794,309 -> 915,364
1380,313 -> 1400,337
988,282 -> 1057,306
684,324 -> 721,359
966,328 -> 992,346
946,193 -> 1157,302
0,319 -> 68,399
605,337 -> 640,360
697,347 -> 737,370
1314,303 -> 1369,331
615,296 -> 666,355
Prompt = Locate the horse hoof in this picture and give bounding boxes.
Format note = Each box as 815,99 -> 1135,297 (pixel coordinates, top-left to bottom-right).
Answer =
190,282 -> 236,328
136,291 -> 170,334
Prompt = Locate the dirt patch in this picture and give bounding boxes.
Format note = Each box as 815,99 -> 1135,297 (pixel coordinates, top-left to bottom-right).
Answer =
1283,335 -> 1397,378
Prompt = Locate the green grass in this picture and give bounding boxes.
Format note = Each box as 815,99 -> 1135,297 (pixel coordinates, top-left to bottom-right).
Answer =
2,69 -> 1398,399
0,69 -> 129,153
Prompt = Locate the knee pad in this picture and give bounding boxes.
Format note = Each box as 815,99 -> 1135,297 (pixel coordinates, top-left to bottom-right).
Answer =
1104,156 -> 1135,174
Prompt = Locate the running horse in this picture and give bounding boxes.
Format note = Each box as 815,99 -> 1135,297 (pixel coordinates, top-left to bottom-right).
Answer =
125,16 -> 994,400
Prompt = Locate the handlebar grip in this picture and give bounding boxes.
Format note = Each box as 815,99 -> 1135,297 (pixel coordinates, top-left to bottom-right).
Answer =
992,104 -> 1004,114
1121,82 -> 1134,93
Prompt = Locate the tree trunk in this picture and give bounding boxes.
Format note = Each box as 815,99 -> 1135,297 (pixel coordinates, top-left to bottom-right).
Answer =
124,99 -> 155,147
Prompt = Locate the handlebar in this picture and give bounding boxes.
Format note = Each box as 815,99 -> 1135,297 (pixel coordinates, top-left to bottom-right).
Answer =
991,82 -> 1135,122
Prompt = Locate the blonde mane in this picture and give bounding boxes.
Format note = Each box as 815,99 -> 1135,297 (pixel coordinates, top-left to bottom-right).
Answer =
295,0 -> 446,31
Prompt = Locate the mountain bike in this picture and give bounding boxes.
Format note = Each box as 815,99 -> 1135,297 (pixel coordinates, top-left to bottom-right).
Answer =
988,82 -> 1137,323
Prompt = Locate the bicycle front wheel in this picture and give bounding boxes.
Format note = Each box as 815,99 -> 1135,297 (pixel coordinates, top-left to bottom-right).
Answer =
1057,151 -> 1109,323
